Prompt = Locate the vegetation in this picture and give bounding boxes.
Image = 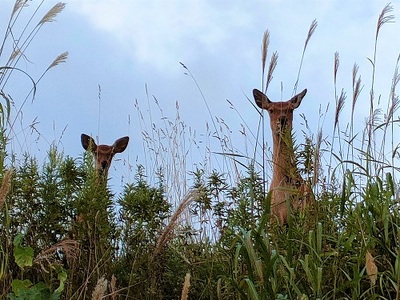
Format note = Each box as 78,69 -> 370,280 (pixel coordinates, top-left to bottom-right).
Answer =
1,1 -> 400,299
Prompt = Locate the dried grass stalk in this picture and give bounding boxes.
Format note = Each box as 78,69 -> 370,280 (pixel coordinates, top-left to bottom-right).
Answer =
0,169 -> 13,211
47,51 -> 68,70
153,190 -> 196,258
261,30 -> 270,76
12,0 -> 29,16
305,19 -> 318,49
334,90 -> 346,129
376,3 -> 394,39
293,19 -> 317,94
92,276 -> 108,300
266,51 -> 278,93
39,2 -> 66,25
366,250 -> 378,286
181,272 -> 191,300
334,52 -> 340,85
34,239 -> 80,264
110,274 -> 118,300
352,63 -> 362,116
9,48 -> 21,62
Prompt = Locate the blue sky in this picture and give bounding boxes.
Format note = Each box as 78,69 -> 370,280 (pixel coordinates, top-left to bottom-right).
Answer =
1,1 -> 399,193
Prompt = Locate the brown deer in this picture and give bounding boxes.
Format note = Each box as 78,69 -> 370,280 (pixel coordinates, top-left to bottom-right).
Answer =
253,88 -> 313,224
81,133 -> 129,179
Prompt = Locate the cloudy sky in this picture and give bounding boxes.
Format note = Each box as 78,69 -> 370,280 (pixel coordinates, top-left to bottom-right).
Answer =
0,1 -> 399,192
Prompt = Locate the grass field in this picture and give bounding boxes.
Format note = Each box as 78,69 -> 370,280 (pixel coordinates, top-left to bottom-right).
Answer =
1,2 -> 400,299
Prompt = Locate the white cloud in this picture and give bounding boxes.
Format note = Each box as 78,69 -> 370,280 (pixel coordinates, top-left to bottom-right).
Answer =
64,0 -> 400,131
69,1 -> 253,71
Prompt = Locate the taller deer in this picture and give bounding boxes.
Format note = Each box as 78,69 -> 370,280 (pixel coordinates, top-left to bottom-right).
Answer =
253,88 -> 313,224
81,133 -> 129,179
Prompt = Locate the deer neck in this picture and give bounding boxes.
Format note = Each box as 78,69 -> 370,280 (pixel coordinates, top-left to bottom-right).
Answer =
271,131 -> 300,186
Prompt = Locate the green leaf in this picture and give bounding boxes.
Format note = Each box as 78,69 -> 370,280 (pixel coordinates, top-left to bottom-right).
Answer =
11,279 -> 33,296
13,234 -> 24,247
13,234 -> 34,269
245,278 -> 260,300
9,281 -> 52,300
14,245 -> 34,269
54,266 -> 67,294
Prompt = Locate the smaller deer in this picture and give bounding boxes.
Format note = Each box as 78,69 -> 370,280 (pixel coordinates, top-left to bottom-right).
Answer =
81,133 -> 129,179
253,88 -> 313,224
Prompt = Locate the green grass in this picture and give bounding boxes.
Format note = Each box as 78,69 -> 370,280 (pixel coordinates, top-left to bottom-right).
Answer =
1,1 -> 400,299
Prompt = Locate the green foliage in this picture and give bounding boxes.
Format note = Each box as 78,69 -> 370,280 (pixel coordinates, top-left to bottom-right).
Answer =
9,277 -> 64,300
0,1 -> 399,299
13,234 -> 34,269
220,170 -> 400,299
225,164 -> 266,233
7,234 -> 66,300
116,165 -> 171,298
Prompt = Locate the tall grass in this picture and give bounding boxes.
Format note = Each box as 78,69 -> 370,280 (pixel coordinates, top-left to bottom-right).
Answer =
0,1 -> 68,157
0,1 -> 399,299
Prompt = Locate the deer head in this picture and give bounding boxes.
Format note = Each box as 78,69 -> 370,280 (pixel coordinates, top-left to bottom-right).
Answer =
81,133 -> 129,178
253,89 -> 307,137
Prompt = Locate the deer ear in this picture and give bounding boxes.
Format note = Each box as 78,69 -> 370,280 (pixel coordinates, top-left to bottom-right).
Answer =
253,89 -> 271,109
290,89 -> 307,108
113,136 -> 129,153
81,134 -> 97,152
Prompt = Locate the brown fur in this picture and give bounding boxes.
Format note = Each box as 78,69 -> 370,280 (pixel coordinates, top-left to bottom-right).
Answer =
253,89 -> 313,224
81,133 -> 129,179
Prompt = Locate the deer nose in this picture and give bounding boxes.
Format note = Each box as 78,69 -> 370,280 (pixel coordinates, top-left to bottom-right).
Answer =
101,161 -> 108,170
279,117 -> 287,127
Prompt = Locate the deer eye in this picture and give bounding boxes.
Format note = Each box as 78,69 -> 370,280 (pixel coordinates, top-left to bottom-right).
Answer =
268,109 -> 274,114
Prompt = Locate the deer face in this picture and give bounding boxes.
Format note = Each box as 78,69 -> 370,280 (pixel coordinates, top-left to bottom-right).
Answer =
253,89 -> 307,136
81,133 -> 129,178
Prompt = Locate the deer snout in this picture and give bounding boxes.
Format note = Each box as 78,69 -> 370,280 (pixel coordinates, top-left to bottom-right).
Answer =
279,116 -> 287,127
101,161 -> 108,170
276,116 -> 288,131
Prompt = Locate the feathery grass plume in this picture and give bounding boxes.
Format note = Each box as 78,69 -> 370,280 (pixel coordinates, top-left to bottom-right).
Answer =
153,190 -> 196,258
34,239 -> 80,265
385,59 -> 400,125
368,108 -> 383,129
261,30 -> 270,89
352,63 -> 362,116
334,52 -> 340,87
9,48 -> 21,62
110,274 -> 118,300
386,95 -> 399,125
375,3 -> 394,40
305,19 -> 318,49
332,52 -> 340,134
38,2 -> 66,25
0,169 -> 13,211
12,0 -> 29,17
366,251 -> 378,286
181,272 -> 191,300
92,277 -> 108,300
31,51 -> 69,102
389,56 -> 400,108
47,51 -> 69,71
334,90 -> 346,130
265,51 -> 278,93
293,19 -> 317,94
370,3 -> 394,122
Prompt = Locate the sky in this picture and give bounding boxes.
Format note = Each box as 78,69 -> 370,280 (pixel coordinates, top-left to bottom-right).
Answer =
0,0 -> 399,195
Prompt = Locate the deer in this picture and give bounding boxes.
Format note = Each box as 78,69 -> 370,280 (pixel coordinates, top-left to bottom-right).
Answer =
253,88 -> 313,225
81,133 -> 129,180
